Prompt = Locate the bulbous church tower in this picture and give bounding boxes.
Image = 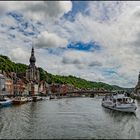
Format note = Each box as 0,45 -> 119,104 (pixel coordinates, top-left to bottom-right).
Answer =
26,47 -> 40,83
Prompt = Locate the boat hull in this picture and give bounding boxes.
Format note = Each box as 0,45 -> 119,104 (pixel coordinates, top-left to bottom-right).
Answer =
50,96 -> 56,100
32,96 -> 43,102
12,97 -> 27,105
102,102 -> 137,113
12,100 -> 27,105
0,100 -> 12,107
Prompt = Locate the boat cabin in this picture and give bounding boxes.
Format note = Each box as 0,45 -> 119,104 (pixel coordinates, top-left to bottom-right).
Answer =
112,94 -> 131,104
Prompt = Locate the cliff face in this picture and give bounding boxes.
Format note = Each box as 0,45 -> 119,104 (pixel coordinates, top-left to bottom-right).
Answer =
132,72 -> 140,95
133,84 -> 140,95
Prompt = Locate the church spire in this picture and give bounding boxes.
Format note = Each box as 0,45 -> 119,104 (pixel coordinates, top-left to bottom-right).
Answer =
26,46 -> 40,95
29,47 -> 36,66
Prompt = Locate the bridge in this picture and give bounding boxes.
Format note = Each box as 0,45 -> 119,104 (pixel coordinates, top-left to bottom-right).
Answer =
0,90 -> 116,97
53,90 -> 116,96
66,90 -> 115,94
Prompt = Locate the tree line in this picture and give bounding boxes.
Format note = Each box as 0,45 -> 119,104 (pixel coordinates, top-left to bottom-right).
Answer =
0,54 -> 130,91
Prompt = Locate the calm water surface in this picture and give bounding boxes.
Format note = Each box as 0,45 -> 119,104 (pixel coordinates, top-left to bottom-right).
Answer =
0,97 -> 140,139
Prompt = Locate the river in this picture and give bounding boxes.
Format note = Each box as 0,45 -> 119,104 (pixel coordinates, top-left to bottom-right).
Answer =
0,96 -> 140,139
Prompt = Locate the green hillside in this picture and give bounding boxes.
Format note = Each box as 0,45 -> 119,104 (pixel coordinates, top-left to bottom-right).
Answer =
0,54 -> 132,91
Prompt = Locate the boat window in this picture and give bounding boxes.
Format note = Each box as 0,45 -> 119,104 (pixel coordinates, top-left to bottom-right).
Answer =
123,98 -> 126,103
113,99 -> 116,103
117,98 -> 122,102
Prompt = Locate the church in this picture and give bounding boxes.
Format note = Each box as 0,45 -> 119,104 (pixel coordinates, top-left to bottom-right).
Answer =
26,47 -> 40,95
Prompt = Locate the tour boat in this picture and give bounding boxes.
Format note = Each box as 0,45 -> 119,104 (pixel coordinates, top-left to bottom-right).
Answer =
0,97 -> 12,107
101,93 -> 137,113
12,97 -> 28,105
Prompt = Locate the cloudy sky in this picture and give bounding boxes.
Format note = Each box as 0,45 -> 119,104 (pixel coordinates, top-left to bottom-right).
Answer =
0,1 -> 140,88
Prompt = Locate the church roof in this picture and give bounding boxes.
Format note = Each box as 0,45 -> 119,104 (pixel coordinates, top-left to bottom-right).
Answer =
29,47 -> 36,63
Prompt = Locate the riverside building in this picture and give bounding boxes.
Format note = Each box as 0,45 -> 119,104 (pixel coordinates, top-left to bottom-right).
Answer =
26,47 -> 40,95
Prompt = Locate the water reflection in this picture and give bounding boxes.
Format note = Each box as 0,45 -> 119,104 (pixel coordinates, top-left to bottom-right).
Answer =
0,98 -> 140,139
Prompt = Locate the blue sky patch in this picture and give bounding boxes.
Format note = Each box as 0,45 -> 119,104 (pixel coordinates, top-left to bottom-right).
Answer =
7,12 -> 40,37
67,41 -> 100,52
7,12 -> 23,22
102,69 -> 118,77
64,1 -> 89,21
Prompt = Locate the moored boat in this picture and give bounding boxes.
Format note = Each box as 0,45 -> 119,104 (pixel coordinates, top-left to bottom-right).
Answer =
0,97 -> 12,107
49,95 -> 57,100
90,94 -> 95,98
102,93 -> 137,113
45,96 -> 50,100
32,96 -> 43,102
27,97 -> 33,102
12,97 -> 28,105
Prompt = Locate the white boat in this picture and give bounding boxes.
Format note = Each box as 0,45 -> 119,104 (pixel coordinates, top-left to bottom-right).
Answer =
0,97 -> 12,107
102,93 -> 137,113
32,96 -> 43,102
49,95 -> 57,100
12,97 -> 28,105
27,97 -> 33,102
45,96 -> 50,100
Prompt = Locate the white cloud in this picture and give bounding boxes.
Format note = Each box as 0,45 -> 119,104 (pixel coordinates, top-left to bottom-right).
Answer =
48,1 -> 140,87
35,31 -> 68,48
62,50 -> 103,68
0,1 -> 72,21
9,47 -> 30,64
1,1 -> 140,88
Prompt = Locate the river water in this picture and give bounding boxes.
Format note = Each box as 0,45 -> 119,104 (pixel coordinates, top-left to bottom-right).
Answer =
0,96 -> 140,139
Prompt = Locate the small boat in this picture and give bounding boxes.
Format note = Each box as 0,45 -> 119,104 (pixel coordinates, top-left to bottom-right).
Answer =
32,96 -> 43,102
57,96 -> 62,99
0,96 -> 12,107
90,94 -> 95,98
49,95 -> 57,100
12,97 -> 28,105
82,95 -> 86,97
102,93 -> 137,113
45,96 -> 50,100
27,97 -> 33,102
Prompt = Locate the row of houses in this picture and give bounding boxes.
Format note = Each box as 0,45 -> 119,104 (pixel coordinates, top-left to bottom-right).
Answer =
0,71 -> 75,96
0,47 -> 77,96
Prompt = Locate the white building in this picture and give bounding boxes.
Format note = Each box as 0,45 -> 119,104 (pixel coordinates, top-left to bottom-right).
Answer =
0,74 -> 5,94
